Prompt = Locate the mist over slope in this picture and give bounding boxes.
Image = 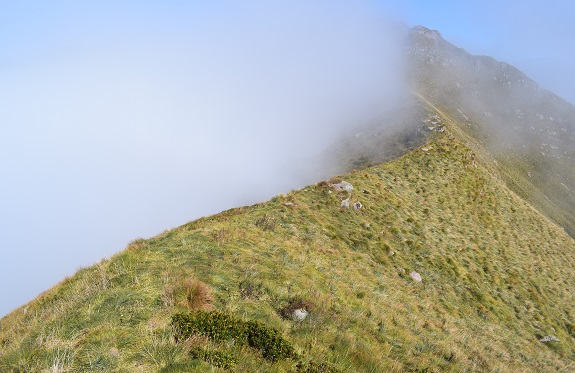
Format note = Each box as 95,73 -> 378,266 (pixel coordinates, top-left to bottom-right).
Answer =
328,25 -> 575,238
0,1 -> 406,318
408,25 -> 575,237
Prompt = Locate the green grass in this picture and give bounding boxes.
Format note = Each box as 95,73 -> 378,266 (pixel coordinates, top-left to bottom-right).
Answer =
2,121 -> 575,371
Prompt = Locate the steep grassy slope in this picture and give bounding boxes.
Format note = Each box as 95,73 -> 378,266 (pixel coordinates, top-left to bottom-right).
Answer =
2,124 -> 575,371
407,26 -> 575,239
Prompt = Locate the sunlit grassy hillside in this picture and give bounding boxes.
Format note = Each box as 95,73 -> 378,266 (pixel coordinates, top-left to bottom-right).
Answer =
2,113 -> 575,371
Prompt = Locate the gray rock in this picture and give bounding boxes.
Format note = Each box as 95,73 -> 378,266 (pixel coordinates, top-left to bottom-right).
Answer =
332,181 -> 354,193
353,201 -> 363,210
292,309 -> 308,322
341,198 -> 350,208
540,335 -> 560,343
410,271 -> 422,282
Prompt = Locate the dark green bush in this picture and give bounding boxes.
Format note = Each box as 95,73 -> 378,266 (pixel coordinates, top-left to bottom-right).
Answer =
172,311 -> 247,343
245,320 -> 296,361
171,311 -> 296,362
190,347 -> 238,369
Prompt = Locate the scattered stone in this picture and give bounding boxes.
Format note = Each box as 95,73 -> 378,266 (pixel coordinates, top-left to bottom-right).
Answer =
410,271 -> 422,282
108,348 -> 120,357
292,309 -> 309,322
388,250 -> 395,256
398,268 -> 406,274
341,199 -> 350,208
283,202 -> 294,206
425,124 -> 445,132
540,335 -> 559,343
331,181 -> 354,193
353,201 -> 363,210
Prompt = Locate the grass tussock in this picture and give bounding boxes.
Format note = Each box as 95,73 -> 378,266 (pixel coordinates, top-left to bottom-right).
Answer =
162,277 -> 214,311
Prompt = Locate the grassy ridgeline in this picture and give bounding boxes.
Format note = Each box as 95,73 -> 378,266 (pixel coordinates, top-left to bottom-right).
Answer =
1,129 -> 575,371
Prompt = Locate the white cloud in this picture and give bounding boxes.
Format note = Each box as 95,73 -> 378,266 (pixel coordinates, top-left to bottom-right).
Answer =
0,0 -> 404,316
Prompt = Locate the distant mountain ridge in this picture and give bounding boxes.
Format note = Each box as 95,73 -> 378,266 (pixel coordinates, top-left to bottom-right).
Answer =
329,25 -> 575,238
408,25 -> 575,237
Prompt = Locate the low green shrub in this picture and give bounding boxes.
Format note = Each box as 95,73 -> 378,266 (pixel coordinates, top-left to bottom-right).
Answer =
245,320 -> 296,361
189,347 -> 238,369
171,311 -> 297,362
172,311 -> 246,343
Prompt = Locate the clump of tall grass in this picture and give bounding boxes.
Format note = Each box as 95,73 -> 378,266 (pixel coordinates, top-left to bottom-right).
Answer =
162,277 -> 214,311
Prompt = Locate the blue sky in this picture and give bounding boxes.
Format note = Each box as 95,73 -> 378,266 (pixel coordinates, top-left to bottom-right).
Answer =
1,1 -> 573,317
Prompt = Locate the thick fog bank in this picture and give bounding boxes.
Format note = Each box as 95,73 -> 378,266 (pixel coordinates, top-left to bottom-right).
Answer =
0,1 -> 406,317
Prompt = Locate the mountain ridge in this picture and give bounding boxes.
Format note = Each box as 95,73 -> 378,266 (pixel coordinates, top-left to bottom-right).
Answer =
329,25 -> 575,238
